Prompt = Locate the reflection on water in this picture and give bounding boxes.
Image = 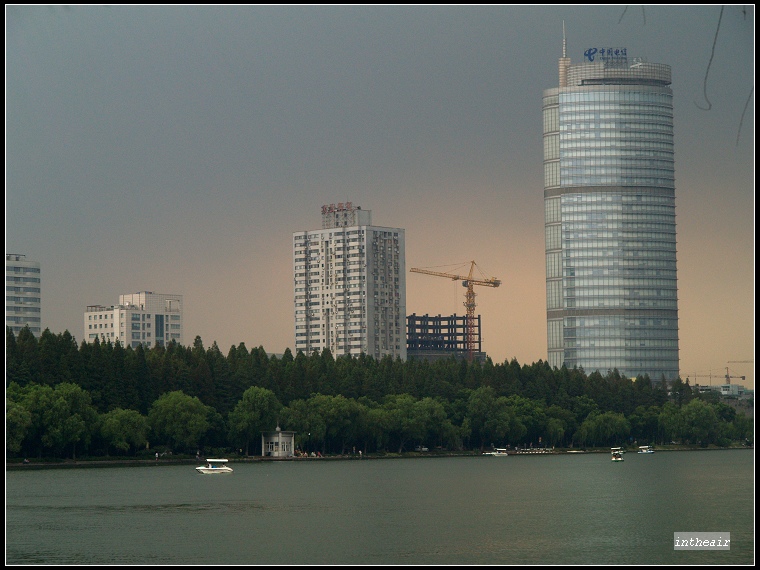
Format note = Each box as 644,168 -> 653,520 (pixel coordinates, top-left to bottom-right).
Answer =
6,451 -> 754,565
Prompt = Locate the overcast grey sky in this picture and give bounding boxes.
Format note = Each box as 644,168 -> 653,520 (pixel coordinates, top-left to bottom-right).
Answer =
6,5 -> 754,388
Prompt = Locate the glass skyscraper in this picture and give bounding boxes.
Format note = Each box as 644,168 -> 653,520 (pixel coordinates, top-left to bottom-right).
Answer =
543,42 -> 679,382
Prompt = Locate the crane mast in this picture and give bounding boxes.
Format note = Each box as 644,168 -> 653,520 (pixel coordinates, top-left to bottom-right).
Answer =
410,261 -> 501,362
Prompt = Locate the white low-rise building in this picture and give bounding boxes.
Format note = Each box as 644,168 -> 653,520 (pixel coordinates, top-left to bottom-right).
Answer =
696,383 -> 749,398
84,291 -> 183,348
261,426 -> 296,458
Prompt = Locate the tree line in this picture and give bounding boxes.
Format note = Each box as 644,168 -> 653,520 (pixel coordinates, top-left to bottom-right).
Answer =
6,327 -> 753,459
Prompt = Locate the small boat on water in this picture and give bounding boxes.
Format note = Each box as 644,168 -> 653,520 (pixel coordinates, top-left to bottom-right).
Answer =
196,458 -> 233,474
611,448 -> 624,461
483,448 -> 509,457
637,446 -> 655,454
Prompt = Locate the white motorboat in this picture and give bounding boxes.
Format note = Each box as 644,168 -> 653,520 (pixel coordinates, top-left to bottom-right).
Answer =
483,448 -> 509,457
196,458 -> 233,474
611,448 -> 624,461
637,446 -> 655,454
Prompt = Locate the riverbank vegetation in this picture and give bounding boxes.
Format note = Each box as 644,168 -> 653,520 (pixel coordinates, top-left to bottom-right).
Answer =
6,328 -> 753,460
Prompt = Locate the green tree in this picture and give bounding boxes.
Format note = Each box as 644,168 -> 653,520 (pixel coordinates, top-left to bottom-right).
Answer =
732,413 -> 753,444
100,408 -> 149,455
681,399 -> 719,445
120,343 -> 153,414
465,386 -> 496,449
671,377 -> 694,407
574,411 -> 629,447
19,382 -> 99,459
415,397 -> 450,449
628,405 -> 661,444
148,390 -> 212,452
573,414 -> 594,447
6,397 -> 32,455
282,397 -> 328,454
56,383 -> 98,458
504,395 -> 547,446
545,417 -> 565,448
658,402 -> 684,444
223,343 -> 251,414
594,411 -> 631,446
7,326 -> 39,388
570,395 -> 599,426
713,402 -> 737,423
11,383 -> 54,458
206,341 -> 232,413
188,337 -> 215,407
546,404 -> 576,447
310,394 -> 367,454
364,403 -> 390,453
382,394 -> 427,453
227,386 -> 282,455
467,387 -> 525,449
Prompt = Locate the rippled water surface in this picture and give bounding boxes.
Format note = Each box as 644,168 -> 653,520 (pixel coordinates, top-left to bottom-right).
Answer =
6,450 -> 754,564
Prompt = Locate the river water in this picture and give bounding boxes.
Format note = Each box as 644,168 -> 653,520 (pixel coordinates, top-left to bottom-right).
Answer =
6,450 -> 754,565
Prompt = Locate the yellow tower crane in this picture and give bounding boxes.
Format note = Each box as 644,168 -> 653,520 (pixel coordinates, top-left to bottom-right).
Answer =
410,261 -> 501,362
724,368 -> 746,383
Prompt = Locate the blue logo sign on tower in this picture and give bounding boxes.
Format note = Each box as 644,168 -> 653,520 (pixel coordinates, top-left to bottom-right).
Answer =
584,47 -> 627,63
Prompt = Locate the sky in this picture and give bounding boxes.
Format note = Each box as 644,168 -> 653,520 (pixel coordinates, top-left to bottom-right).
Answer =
6,5 -> 755,389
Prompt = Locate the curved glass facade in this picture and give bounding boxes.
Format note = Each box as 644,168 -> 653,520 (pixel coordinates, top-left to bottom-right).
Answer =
544,60 -> 679,382
559,90 -> 674,188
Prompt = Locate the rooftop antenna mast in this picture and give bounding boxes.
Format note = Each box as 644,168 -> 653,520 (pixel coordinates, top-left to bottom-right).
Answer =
559,21 -> 570,87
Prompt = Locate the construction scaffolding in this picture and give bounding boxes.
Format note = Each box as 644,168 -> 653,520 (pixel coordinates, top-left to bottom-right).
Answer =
406,313 -> 485,363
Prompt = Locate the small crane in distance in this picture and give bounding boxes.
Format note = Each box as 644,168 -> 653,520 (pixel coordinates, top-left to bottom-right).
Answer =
724,368 -> 746,383
726,360 -> 752,383
410,260 -> 501,362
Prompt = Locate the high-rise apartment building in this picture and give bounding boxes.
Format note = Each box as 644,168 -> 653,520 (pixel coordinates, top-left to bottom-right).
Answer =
84,291 -> 183,348
293,202 -> 406,360
543,39 -> 679,381
6,254 -> 42,336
